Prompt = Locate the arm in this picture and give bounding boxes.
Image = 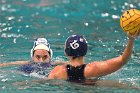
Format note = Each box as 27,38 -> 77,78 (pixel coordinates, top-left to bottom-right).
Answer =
51,60 -> 67,66
0,61 -> 30,67
85,30 -> 140,78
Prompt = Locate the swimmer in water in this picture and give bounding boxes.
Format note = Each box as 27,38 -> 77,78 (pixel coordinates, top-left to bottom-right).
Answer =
0,38 -> 65,76
48,29 -> 140,82
18,38 -> 54,75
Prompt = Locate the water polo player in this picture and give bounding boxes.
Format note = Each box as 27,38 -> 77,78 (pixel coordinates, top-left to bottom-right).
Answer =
18,38 -> 54,76
0,38 -> 64,77
48,29 -> 140,81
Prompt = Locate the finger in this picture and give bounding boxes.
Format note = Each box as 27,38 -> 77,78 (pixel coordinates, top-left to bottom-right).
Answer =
127,32 -> 135,39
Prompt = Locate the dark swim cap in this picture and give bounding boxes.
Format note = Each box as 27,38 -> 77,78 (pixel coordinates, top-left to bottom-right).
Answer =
65,35 -> 88,57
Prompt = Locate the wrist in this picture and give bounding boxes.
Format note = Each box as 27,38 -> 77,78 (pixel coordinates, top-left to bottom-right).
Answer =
127,35 -> 135,41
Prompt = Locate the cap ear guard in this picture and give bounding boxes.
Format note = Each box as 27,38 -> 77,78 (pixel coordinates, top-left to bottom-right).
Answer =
65,46 -> 72,56
49,48 -> 53,58
30,48 -> 34,59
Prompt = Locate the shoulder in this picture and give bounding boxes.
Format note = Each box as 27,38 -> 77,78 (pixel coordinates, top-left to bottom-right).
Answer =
84,61 -> 106,78
84,62 -> 96,75
48,65 -> 67,79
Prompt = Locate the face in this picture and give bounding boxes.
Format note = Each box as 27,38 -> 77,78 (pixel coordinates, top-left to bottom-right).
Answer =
33,49 -> 51,63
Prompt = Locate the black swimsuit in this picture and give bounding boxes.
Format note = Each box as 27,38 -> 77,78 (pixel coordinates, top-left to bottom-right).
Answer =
66,64 -> 86,82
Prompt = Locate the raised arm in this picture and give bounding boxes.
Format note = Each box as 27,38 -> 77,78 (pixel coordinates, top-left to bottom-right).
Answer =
0,61 -> 29,67
85,30 -> 140,78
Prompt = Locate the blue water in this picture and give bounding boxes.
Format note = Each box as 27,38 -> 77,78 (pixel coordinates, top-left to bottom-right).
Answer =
0,0 -> 140,92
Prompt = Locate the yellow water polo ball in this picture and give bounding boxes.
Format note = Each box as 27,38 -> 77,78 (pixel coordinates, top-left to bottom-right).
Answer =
120,9 -> 140,35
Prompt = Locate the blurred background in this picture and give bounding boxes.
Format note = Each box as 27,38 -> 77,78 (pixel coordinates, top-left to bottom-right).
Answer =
0,0 -> 140,92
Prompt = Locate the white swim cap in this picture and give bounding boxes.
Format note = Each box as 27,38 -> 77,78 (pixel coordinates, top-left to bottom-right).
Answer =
30,38 -> 53,58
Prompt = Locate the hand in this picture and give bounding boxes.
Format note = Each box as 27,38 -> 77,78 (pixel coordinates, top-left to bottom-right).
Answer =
127,28 -> 140,39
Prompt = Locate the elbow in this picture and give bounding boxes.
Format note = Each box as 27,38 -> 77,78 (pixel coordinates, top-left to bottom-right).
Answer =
120,55 -> 130,66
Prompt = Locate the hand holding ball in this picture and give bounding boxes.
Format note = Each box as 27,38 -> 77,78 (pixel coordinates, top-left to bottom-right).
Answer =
120,9 -> 140,36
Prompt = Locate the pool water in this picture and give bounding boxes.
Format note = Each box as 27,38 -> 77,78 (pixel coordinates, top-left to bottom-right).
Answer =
0,0 -> 140,93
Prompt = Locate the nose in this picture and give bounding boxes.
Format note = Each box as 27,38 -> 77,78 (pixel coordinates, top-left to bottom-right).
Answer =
39,57 -> 44,62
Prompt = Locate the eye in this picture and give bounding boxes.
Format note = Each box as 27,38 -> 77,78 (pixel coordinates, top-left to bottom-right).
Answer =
43,55 -> 48,60
36,55 -> 41,59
